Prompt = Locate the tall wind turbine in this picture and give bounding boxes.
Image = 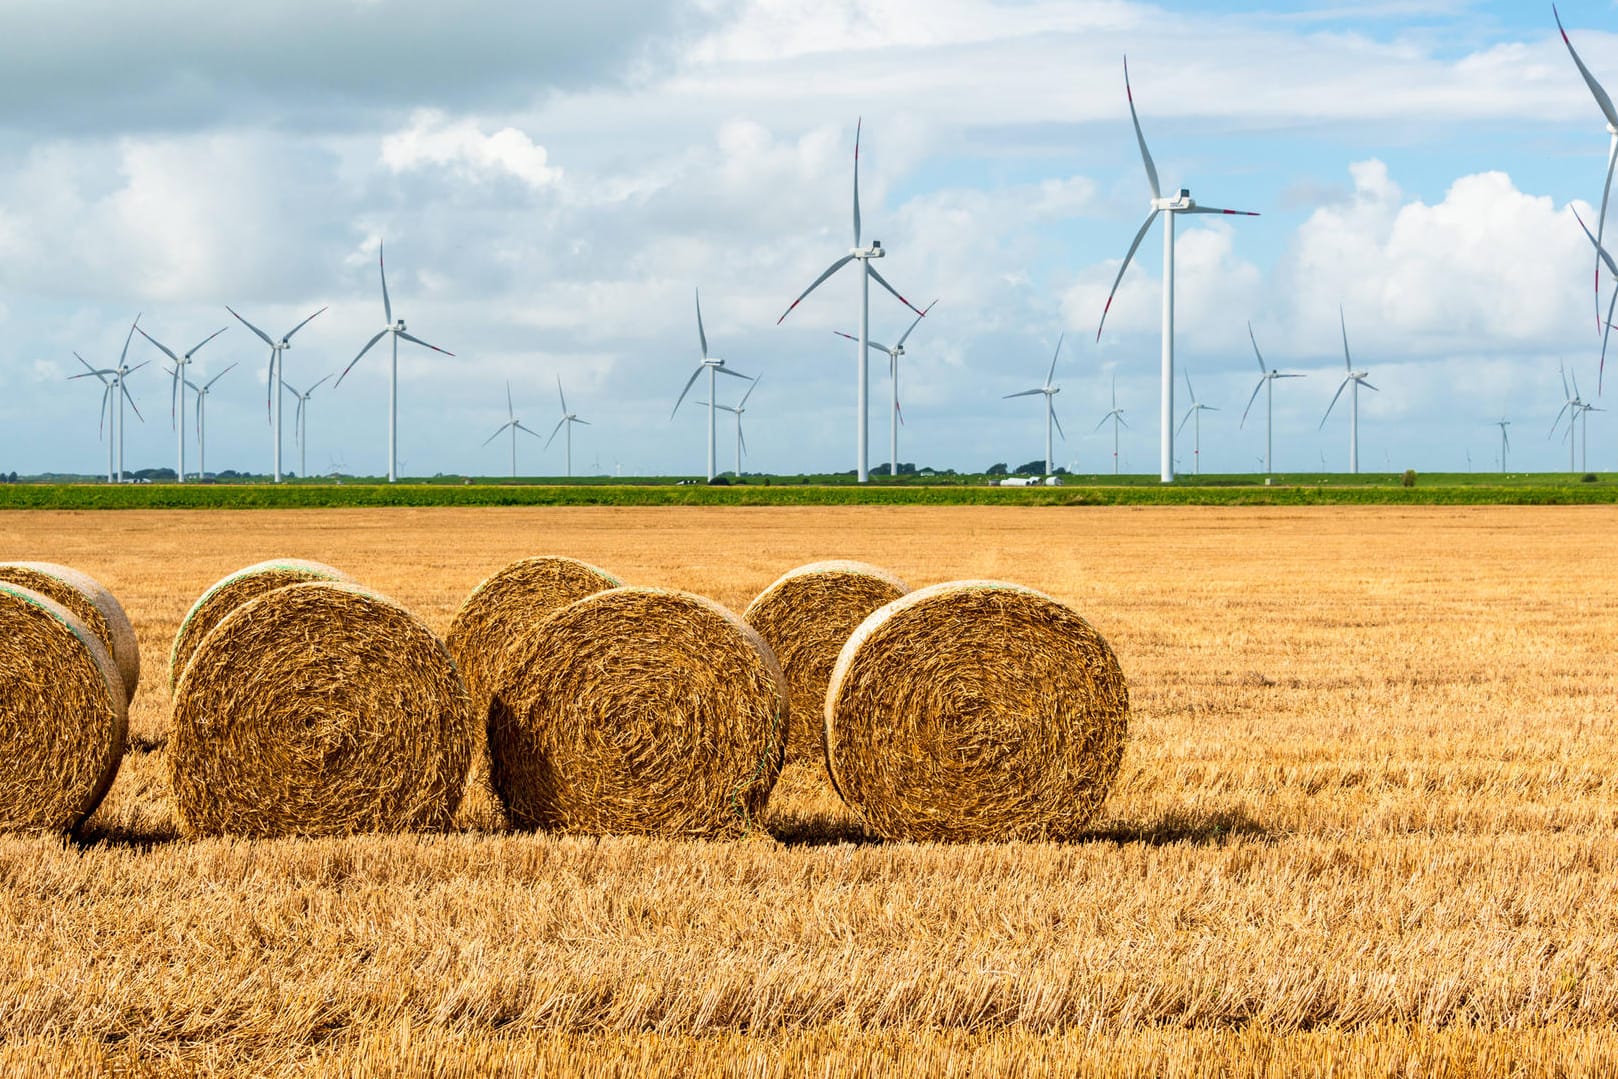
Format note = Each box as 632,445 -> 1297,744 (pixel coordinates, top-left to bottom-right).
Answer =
137,324 -> 227,483
482,381 -> 544,479
1002,335 -> 1066,476
1319,307 -> 1377,473
1096,58 -> 1259,484
336,243 -> 454,483
1493,418 -> 1511,473
70,317 -> 149,483
69,354 -> 118,482
1240,323 -> 1305,475
1551,364 -> 1594,473
673,288 -> 751,482
835,299 -> 936,477
547,376 -> 589,478
777,120 -> 927,483
1096,376 -> 1128,476
706,376 -> 761,478
227,305 -> 326,483
1177,368 -> 1218,476
1556,6 -> 1618,344
190,363 -> 236,479
282,374 -> 333,480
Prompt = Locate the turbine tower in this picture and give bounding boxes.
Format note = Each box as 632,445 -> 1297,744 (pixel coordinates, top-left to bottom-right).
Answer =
282,374 -> 333,480
1177,368 -> 1219,476
706,376 -> 761,478
337,242 -> 454,484
227,304 -> 326,483
547,376 -> 589,478
1493,418 -> 1511,473
1002,335 -> 1066,476
1096,376 -> 1127,476
835,299 -> 936,477
1556,6 -> 1618,347
1097,57 -> 1259,484
1319,307 -> 1377,474
190,363 -> 236,479
137,323 -> 227,483
777,120 -> 927,483
482,381 -> 544,479
1240,322 -> 1305,475
673,288 -> 750,482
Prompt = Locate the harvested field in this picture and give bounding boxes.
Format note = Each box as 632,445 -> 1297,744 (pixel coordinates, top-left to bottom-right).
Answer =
0,504 -> 1615,1076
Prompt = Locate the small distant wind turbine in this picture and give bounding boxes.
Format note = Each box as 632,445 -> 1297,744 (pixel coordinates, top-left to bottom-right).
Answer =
673,288 -> 751,482
1177,368 -> 1218,476
1578,400 -> 1603,472
482,381 -> 544,479
1002,335 -> 1066,476
1493,418 -> 1511,473
337,242 -> 454,484
226,305 -> 325,483
70,351 -> 123,483
777,120 -> 927,484
1096,57 -> 1259,484
1095,376 -> 1127,476
702,376 -> 762,478
1555,6 -> 1618,340
547,376 -> 589,478
137,323 -> 227,483
1241,322 -> 1305,475
68,317 -> 147,483
1551,364 -> 1597,473
836,299 -> 936,478
282,374 -> 333,480
1319,307 -> 1377,474
189,363 -> 236,479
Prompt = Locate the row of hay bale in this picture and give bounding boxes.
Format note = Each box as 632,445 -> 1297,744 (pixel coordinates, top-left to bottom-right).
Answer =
0,555 -> 1129,843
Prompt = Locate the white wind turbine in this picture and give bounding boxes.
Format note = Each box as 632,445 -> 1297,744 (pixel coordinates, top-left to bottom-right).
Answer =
673,288 -> 751,482
1493,418 -> 1511,473
1240,322 -> 1305,475
137,323 -> 227,483
546,376 -> 589,478
703,376 -> 762,478
337,243 -> 454,483
189,363 -> 236,479
1095,376 -> 1128,476
282,374 -> 333,480
777,120 -> 927,483
1096,57 -> 1259,484
835,299 -> 936,477
67,318 -> 147,483
70,356 -> 115,483
1556,6 -> 1618,351
226,304 -> 326,484
482,381 -> 544,479
1177,368 -> 1218,476
1002,336 -> 1066,476
1551,364 -> 1597,473
1319,307 -> 1378,474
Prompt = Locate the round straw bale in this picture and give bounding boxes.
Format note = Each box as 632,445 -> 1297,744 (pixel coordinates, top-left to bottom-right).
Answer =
743,560 -> 909,765
0,561 -> 140,701
825,581 -> 1128,843
169,581 -> 474,838
170,558 -> 353,689
0,583 -> 128,832
490,587 -> 787,837
446,556 -> 623,725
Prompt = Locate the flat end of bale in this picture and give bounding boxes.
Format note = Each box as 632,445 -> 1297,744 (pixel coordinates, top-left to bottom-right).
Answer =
0,561 -> 140,701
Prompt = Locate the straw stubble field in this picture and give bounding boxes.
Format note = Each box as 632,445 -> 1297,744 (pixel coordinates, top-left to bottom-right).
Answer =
2,505 -> 1617,1077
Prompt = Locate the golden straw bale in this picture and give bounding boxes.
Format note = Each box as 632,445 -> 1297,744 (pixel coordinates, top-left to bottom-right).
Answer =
169,558 -> 353,688
446,556 -> 622,724
825,581 -> 1128,842
743,560 -> 909,765
490,587 -> 787,837
0,561 -> 140,700
169,581 -> 474,838
0,583 -> 128,832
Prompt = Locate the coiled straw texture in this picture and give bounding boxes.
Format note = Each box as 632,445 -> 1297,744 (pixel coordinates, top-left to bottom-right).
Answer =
0,561 -> 140,700
169,558 -> 353,689
490,587 -> 787,837
825,581 -> 1129,842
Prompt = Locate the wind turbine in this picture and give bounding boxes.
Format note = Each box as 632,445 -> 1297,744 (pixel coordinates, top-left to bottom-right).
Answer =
187,363 -> 236,479
777,120 -> 927,483
282,374 -> 333,480
1319,307 -> 1377,474
835,299 -> 936,477
673,288 -> 751,482
226,305 -> 326,484
1095,376 -> 1127,476
69,354 -> 118,482
703,376 -> 762,478
1096,57 -> 1259,484
1002,335 -> 1066,476
1240,322 -> 1305,475
547,376 -> 589,478
67,317 -> 148,483
336,243 -> 454,483
1579,400 -> 1603,472
482,381 -> 544,479
1551,364 -> 1594,473
1177,368 -> 1218,476
137,323 -> 227,483
1555,6 -> 1618,346
1493,418 -> 1511,474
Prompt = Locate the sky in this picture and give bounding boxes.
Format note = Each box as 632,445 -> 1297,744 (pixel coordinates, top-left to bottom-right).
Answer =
3,0 -> 1618,479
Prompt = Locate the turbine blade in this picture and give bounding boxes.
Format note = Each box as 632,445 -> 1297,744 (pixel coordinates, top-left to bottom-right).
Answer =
379,242 -> 392,325
738,375 -> 760,408
1183,367 -> 1197,404
1052,406 -> 1066,442
1123,56 -> 1161,201
837,330 -> 893,355
715,365 -> 750,381
1573,206 -> 1618,275
866,264 -> 927,318
1248,321 -> 1268,373
1600,139 -> 1618,322
572,417 -> 590,426
204,361 -> 238,389
483,422 -> 514,447
670,366 -> 703,418
1556,6 -> 1618,129
397,330 -> 452,356
516,422 -> 543,439
1003,389 -> 1044,399
226,306 -> 276,348
309,372 -> 333,395
123,382 -> 143,422
338,330 -> 388,386
894,299 -> 936,348
1046,334 -> 1064,386
778,255 -> 856,324
556,374 -> 568,415
1339,305 -> 1352,370
1360,379 -> 1379,392
1096,210 -> 1161,341
1183,206 -> 1260,217
1176,407 -> 1194,436
284,306 -> 327,342
695,287 -> 709,359
186,325 -> 228,358
739,422 -> 748,455
544,416 -> 566,449
852,117 -> 862,248
136,327 -> 179,364
1320,377 -> 1350,426
99,385 -> 111,440
1239,379 -> 1265,427
120,314 -> 140,367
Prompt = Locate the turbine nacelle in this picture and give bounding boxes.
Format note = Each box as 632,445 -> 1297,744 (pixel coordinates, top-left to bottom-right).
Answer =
1153,190 -> 1194,211
852,241 -> 884,259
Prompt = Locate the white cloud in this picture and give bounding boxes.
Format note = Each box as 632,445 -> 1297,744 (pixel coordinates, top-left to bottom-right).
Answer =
381,112 -> 562,190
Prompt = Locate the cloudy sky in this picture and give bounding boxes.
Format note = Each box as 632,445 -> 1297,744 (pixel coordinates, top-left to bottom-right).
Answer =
3,0 -> 1617,478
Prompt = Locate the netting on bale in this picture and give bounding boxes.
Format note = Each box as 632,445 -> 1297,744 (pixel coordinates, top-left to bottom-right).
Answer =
169,559 -> 353,689
825,581 -> 1129,843
0,561 -> 140,701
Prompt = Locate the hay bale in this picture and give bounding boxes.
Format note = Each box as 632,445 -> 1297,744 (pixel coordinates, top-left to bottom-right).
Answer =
0,562 -> 140,701
0,583 -> 128,832
490,587 -> 787,837
743,560 -> 909,765
169,581 -> 474,838
170,558 -> 353,688
825,581 -> 1128,842
446,556 -> 623,725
